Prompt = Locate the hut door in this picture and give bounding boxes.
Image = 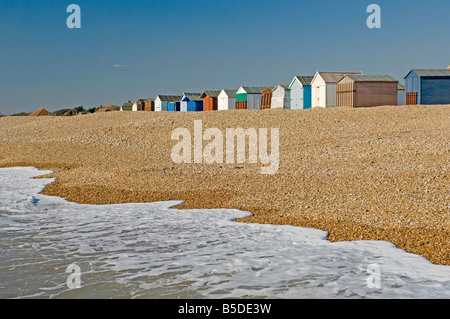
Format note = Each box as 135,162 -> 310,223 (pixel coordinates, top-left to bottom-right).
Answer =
406,92 -> 418,105
316,87 -> 320,107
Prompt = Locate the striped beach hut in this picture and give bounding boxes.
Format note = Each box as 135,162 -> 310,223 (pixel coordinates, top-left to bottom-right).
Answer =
180,93 -> 203,112
200,91 -> 221,111
217,89 -> 237,111
311,71 -> 363,108
271,85 -> 291,109
289,76 -> 314,110
336,75 -> 399,108
235,87 -> 266,110
261,87 -> 274,109
155,95 -> 182,112
404,69 -> 450,105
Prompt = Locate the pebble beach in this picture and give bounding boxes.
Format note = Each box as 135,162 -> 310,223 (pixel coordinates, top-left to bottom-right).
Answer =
0,105 -> 449,266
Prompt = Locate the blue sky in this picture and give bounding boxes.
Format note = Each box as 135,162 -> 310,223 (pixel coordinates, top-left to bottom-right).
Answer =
0,0 -> 449,114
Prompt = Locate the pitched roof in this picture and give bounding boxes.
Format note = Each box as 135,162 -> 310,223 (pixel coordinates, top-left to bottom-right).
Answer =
239,87 -> 267,94
407,69 -> 450,78
293,76 -> 314,86
156,95 -> 182,102
122,102 -> 134,107
316,71 -> 363,83
29,108 -> 50,116
262,87 -> 274,93
219,89 -> 237,98
200,91 -> 222,98
181,93 -> 203,101
344,75 -> 398,82
273,84 -> 290,91
398,83 -> 405,90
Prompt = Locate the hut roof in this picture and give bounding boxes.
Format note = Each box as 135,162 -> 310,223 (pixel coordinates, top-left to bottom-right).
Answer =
398,83 -> 405,91
156,95 -> 182,102
182,93 -> 203,101
220,90 -> 237,98
406,69 -> 450,78
273,84 -> 290,91
200,91 -> 222,98
262,87 -> 274,94
292,76 -> 314,86
29,108 -> 50,116
344,75 -> 398,82
316,71 -> 363,83
239,87 -> 267,94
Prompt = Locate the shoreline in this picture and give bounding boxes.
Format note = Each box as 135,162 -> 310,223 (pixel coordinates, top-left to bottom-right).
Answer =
1,105 -> 449,265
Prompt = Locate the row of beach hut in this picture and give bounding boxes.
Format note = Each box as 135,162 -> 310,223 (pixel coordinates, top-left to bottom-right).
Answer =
118,67 -> 450,112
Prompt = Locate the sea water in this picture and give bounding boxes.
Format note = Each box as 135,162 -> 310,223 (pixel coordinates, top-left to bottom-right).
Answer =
0,167 -> 449,299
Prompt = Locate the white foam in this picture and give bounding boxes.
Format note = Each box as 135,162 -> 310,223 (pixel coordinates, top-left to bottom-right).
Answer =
0,167 -> 449,299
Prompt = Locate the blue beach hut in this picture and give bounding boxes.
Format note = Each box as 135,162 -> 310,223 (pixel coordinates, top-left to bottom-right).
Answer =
180,93 -> 203,112
404,69 -> 450,105
168,101 -> 181,112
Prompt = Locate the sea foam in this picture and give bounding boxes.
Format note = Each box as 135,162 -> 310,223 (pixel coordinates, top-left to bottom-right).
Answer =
0,167 -> 449,299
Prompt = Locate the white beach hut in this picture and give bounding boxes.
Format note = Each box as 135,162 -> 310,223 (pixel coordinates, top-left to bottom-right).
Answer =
398,83 -> 406,106
311,71 -> 362,108
218,90 -> 237,111
271,85 -> 291,109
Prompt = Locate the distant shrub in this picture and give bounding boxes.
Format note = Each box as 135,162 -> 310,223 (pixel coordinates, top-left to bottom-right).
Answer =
54,109 -> 70,116
12,112 -> 30,116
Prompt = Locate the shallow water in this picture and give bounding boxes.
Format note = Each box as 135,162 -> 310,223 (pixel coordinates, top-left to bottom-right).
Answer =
0,167 -> 449,299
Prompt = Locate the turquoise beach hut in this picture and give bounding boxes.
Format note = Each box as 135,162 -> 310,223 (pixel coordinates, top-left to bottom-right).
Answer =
289,76 -> 314,110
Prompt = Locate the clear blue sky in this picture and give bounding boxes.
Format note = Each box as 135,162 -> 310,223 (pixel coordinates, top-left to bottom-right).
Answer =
0,0 -> 449,114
